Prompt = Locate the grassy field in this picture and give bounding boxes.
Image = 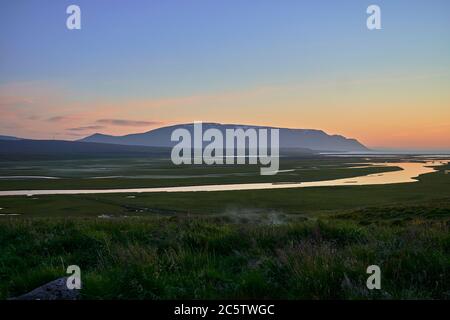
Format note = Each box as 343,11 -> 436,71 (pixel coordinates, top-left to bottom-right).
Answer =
0,156 -> 399,190
1,212 -> 449,299
0,157 -> 448,218
0,156 -> 449,299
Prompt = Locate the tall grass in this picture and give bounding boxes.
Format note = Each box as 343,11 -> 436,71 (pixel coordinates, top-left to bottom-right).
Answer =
1,215 -> 449,299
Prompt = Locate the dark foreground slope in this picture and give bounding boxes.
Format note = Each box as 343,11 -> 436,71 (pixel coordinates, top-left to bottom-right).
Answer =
0,138 -> 314,162
0,139 -> 170,160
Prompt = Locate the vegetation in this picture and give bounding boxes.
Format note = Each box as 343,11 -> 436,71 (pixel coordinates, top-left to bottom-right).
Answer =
0,156 -> 449,299
0,211 -> 449,300
0,156 -> 398,191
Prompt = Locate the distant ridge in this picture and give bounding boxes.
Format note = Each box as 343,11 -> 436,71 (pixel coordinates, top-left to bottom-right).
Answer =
0,135 -> 22,141
79,123 -> 369,152
0,139 -> 170,160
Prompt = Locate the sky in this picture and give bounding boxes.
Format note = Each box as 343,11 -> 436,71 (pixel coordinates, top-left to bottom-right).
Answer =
0,0 -> 449,150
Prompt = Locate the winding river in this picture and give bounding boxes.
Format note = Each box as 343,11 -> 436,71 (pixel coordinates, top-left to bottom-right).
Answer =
0,160 -> 447,197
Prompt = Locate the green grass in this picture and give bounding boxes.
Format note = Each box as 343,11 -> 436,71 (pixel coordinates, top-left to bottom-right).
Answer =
0,159 -> 448,217
0,215 -> 449,299
0,156 -> 449,299
0,156 -> 399,190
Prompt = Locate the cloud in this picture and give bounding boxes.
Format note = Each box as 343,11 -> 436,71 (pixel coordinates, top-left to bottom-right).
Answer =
95,119 -> 162,127
67,125 -> 105,132
47,115 -> 85,122
47,116 -> 70,122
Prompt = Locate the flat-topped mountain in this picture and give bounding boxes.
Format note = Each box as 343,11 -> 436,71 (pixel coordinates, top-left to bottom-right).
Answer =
79,123 -> 369,152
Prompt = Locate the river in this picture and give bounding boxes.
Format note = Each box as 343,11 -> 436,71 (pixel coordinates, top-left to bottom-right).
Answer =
0,160 -> 447,197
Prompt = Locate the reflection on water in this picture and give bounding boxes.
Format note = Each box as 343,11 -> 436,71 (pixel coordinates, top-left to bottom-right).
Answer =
296,161 -> 447,187
0,160 -> 448,197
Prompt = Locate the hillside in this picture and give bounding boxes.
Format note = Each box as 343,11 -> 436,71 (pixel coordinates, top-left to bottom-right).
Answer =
79,123 -> 369,152
0,139 -> 170,160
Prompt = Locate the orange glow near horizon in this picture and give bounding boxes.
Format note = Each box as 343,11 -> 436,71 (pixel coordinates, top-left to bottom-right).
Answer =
1,74 -> 449,150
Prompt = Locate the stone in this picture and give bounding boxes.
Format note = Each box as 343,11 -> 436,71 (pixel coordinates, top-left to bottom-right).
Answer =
10,277 -> 80,300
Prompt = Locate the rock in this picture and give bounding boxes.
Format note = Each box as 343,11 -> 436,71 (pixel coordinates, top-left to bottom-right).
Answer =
10,277 -> 81,300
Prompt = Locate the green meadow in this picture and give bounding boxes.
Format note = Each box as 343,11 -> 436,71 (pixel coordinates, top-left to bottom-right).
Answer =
0,156 -> 449,299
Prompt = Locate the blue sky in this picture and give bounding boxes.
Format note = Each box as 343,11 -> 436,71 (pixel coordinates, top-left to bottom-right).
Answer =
1,0 -> 449,148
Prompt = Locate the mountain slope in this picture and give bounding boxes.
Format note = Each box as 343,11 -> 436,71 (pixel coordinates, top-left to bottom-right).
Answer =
0,135 -> 22,141
0,139 -> 170,160
79,123 -> 369,152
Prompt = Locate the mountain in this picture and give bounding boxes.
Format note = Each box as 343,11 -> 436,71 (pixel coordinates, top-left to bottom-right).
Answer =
0,139 -> 170,160
0,135 -> 22,141
79,123 -> 369,152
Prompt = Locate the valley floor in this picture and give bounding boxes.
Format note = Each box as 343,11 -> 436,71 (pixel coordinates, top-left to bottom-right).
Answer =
0,156 -> 449,299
